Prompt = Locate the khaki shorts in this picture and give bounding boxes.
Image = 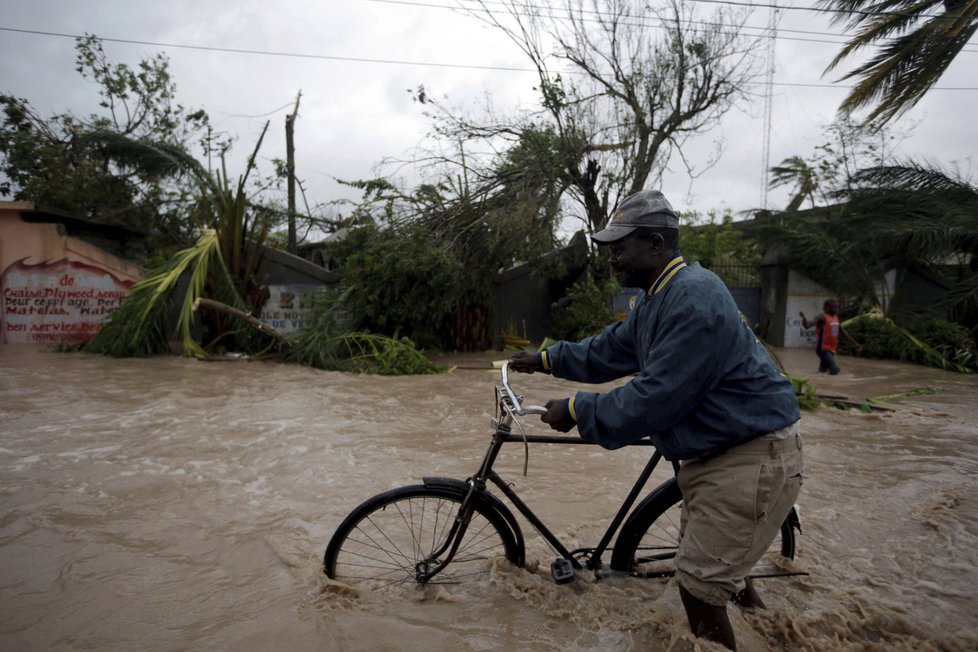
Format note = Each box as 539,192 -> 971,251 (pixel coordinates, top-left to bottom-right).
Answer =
675,421 -> 803,606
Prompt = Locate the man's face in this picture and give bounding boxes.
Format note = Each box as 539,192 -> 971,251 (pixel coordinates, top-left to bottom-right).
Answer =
606,233 -> 661,290
824,301 -> 839,316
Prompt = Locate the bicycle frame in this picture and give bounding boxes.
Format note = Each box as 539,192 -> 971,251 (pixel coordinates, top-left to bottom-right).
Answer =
417,364 -> 674,583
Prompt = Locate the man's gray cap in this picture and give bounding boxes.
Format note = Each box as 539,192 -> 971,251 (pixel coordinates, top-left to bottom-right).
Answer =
592,190 -> 679,244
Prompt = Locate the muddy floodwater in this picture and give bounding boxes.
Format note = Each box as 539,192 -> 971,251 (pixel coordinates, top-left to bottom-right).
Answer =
1,345 -> 977,651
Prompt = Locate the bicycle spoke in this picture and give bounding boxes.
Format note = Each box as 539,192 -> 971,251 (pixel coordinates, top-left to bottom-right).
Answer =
327,489 -> 513,588
361,514 -> 416,567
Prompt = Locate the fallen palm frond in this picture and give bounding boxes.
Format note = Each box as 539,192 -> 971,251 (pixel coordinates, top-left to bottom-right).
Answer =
79,126 -> 443,374
86,230 -> 250,357
87,257 -> 444,374
791,375 -> 935,413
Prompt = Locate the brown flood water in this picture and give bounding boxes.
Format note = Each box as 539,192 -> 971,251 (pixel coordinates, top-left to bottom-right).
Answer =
1,345 -> 977,651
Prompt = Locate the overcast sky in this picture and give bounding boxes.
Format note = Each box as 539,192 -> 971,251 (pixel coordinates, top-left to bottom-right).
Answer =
1,0 -> 976,239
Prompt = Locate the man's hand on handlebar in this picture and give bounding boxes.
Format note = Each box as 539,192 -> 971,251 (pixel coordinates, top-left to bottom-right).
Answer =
542,398 -> 576,433
508,351 -> 542,374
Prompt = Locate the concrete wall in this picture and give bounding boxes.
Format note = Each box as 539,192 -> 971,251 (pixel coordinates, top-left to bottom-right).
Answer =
760,263 -> 902,347
780,270 -> 833,348
253,246 -> 341,334
1,203 -> 141,345
491,235 -> 588,344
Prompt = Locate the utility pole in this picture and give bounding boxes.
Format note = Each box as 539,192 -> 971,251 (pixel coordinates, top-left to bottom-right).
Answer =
285,90 -> 302,254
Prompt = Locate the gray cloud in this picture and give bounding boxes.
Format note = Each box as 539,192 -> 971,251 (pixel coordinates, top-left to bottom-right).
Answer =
1,0 -> 975,234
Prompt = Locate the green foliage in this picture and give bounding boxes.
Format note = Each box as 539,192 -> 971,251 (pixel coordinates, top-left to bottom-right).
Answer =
819,0 -> 978,125
840,312 -> 974,373
326,334 -> 446,375
789,376 -> 822,411
0,36 -> 217,259
547,276 -> 619,342
906,316 -> 968,351
284,288 -> 445,374
284,287 -> 353,363
330,124 -> 571,350
326,223 -> 464,349
680,210 -> 761,269
85,230 -> 250,356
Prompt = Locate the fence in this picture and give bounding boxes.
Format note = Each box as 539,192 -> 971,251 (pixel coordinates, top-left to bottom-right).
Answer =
707,264 -> 760,289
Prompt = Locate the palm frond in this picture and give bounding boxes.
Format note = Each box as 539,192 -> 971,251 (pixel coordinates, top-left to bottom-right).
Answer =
931,272 -> 978,320
819,0 -> 978,123
76,129 -> 214,189
85,230 -> 251,357
844,162 -> 978,201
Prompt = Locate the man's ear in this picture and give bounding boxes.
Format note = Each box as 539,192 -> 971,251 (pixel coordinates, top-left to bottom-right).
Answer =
649,232 -> 665,253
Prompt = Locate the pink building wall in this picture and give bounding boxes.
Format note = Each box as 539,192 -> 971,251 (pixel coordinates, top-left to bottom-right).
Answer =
0,202 -> 141,345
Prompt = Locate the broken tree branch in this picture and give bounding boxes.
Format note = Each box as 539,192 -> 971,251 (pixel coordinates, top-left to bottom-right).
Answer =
192,297 -> 284,340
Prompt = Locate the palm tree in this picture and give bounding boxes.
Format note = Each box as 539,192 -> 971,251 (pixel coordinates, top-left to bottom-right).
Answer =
842,162 -> 978,318
79,126 -> 447,373
820,0 -> 978,124
82,123 -> 278,356
769,156 -> 819,212
753,160 -> 978,319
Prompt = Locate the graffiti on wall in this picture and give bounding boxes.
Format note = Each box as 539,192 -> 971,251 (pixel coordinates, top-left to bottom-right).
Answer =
1,258 -> 134,344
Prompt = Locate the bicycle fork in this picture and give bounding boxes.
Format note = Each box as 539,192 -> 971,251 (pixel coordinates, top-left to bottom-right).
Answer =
414,421 -> 510,584
413,479 -> 482,584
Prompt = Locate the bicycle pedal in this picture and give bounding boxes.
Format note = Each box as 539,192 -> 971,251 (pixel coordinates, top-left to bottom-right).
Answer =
550,558 -> 575,584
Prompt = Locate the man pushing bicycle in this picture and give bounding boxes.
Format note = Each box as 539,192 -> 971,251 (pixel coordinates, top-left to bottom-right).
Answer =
509,189 -> 803,651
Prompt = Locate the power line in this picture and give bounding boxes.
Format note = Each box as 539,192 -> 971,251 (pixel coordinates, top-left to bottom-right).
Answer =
369,0 -> 854,45
2,26 -> 977,91
374,0 -> 952,21
0,26 -> 534,72
364,0 -> 978,52
382,0 -> 978,45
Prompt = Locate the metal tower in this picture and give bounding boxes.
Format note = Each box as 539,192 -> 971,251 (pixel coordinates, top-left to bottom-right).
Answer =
760,6 -> 781,210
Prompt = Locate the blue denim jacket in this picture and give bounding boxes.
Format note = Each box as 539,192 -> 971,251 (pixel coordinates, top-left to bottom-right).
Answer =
545,260 -> 800,461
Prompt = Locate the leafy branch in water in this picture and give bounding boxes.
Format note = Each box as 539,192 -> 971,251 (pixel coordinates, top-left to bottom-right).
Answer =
283,288 -> 445,375
790,376 -> 822,411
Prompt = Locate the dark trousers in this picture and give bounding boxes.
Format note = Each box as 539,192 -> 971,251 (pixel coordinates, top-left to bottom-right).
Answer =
817,348 -> 840,374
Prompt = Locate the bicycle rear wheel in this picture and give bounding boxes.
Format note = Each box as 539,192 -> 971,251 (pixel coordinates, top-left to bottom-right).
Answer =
324,485 -> 521,589
609,478 -> 796,577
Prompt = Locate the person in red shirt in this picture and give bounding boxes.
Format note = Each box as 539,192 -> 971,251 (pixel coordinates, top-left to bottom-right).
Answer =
800,299 -> 861,375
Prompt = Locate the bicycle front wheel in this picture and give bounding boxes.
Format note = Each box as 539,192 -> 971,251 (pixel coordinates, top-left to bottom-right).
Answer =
324,485 -> 521,589
609,478 -> 796,577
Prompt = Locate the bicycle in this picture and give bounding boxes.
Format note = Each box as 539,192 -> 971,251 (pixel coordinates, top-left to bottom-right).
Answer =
323,362 -> 802,589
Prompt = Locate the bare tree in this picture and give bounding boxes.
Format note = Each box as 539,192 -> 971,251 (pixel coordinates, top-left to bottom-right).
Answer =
460,0 -> 760,235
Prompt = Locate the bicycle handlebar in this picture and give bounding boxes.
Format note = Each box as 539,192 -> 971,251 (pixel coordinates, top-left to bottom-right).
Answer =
501,362 -> 548,416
